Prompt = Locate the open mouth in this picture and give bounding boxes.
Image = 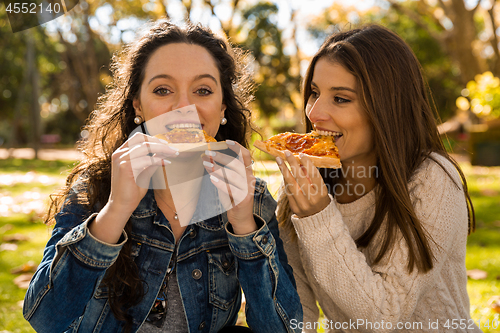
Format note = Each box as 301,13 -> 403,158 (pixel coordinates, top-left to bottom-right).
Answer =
165,123 -> 203,131
316,129 -> 343,141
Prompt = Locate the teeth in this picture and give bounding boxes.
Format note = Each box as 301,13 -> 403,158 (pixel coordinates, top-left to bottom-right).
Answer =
317,129 -> 343,137
167,123 -> 202,130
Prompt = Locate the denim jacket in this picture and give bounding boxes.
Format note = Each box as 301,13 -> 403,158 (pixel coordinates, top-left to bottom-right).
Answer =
24,177 -> 302,333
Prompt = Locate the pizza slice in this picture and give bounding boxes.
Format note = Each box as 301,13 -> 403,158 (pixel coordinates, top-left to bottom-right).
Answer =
155,128 -> 227,151
253,131 -> 341,168
155,128 -> 217,143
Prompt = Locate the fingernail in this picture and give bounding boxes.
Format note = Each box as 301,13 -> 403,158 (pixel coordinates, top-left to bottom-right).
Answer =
285,151 -> 291,157
168,145 -> 179,152
226,140 -> 236,145
205,150 -> 216,157
203,161 -> 214,168
163,159 -> 171,165
276,156 -> 283,165
299,153 -> 305,158
210,175 -> 219,182
160,139 -> 169,145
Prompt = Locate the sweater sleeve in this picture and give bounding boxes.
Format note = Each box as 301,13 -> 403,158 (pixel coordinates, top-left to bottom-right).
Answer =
291,157 -> 472,332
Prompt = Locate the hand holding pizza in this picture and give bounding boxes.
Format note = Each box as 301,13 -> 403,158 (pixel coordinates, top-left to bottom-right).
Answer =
277,151 -> 331,218
202,140 -> 258,235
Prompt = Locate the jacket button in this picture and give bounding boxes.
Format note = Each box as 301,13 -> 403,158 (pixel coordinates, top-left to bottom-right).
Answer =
188,228 -> 197,238
192,269 -> 202,280
262,235 -> 269,244
222,260 -> 230,269
198,321 -> 206,330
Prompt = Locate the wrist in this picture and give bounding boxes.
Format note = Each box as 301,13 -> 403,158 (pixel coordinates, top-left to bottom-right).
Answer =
90,203 -> 132,244
229,218 -> 258,235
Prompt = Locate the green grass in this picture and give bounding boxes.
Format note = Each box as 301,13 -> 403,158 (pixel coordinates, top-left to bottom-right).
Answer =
0,215 -> 52,333
1,158 -> 499,332
0,158 -> 78,176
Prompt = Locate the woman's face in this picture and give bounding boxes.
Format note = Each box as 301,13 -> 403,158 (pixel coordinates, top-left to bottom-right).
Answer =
133,43 -> 226,138
306,58 -> 375,166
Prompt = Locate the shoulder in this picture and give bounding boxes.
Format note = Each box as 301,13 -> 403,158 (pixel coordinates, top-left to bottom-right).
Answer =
409,153 -> 468,221
410,152 -> 463,192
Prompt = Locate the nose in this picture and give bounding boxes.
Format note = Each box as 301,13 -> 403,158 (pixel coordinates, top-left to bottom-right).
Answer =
173,92 -> 192,110
306,97 -> 329,124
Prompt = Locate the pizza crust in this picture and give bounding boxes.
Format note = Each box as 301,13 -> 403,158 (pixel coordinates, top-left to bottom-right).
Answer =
254,140 -> 341,169
154,134 -> 228,151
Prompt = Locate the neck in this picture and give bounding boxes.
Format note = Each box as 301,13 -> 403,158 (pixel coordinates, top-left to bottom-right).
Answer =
335,157 -> 377,204
152,156 -> 205,226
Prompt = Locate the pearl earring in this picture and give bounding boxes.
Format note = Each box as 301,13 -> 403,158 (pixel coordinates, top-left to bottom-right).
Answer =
134,116 -> 143,124
220,117 -> 227,125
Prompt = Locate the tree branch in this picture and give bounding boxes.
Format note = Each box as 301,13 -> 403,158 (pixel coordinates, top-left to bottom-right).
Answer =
488,1 -> 500,73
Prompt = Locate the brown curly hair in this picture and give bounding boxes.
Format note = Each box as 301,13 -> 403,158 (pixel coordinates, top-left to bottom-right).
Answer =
45,20 -> 255,332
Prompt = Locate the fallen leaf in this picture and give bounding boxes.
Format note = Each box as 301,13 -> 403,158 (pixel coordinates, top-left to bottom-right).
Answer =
0,243 -> 18,251
3,233 -> 30,242
480,188 -> 499,197
0,224 -> 13,234
10,261 -> 37,274
488,296 -> 500,314
13,273 -> 33,289
467,269 -> 488,280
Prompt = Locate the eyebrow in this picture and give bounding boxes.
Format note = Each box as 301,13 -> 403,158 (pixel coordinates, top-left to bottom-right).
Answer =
311,82 -> 356,93
148,73 -> 218,85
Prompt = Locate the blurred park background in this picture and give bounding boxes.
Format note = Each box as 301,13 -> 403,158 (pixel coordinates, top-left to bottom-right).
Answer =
1,0 -> 500,332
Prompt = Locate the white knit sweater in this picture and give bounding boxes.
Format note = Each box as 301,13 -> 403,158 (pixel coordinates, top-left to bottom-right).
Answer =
282,153 -> 482,332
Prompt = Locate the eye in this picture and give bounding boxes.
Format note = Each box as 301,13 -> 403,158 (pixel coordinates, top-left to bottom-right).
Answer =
334,96 -> 351,104
196,88 -> 213,96
309,90 -> 319,100
153,87 -> 172,96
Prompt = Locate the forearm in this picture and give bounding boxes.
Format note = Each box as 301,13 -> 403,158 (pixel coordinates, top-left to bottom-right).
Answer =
90,201 -> 133,244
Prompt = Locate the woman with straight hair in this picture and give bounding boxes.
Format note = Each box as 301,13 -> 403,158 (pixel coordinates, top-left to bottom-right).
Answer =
24,20 -> 301,333
276,24 -> 481,332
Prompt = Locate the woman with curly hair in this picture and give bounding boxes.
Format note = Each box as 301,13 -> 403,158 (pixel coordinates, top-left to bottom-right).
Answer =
276,25 -> 480,332
24,20 -> 301,333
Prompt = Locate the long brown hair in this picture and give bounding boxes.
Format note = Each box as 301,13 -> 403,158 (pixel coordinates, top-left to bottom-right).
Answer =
45,20 -> 254,332
278,24 -> 475,274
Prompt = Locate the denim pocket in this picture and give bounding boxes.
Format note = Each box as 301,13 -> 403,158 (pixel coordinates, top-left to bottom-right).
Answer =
208,250 -> 240,310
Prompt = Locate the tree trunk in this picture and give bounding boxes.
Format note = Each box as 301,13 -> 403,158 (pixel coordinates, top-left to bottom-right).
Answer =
27,32 -> 41,159
443,0 -> 484,83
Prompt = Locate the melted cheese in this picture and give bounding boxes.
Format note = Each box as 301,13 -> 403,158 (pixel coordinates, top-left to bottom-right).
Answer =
267,132 -> 340,158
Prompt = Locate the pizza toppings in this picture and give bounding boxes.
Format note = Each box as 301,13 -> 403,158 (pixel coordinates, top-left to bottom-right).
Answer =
264,131 -> 340,158
253,131 -> 341,168
156,128 -> 217,143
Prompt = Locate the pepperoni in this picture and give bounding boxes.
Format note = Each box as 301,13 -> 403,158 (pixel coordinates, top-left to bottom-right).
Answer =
285,134 -> 317,153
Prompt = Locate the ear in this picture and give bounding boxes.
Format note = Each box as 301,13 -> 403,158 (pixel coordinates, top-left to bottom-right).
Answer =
133,97 -> 143,118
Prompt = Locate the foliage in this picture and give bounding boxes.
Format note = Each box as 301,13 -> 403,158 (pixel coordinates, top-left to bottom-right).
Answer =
305,3 -> 462,121
236,2 -> 300,119
461,72 -> 500,119
384,0 -> 500,86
